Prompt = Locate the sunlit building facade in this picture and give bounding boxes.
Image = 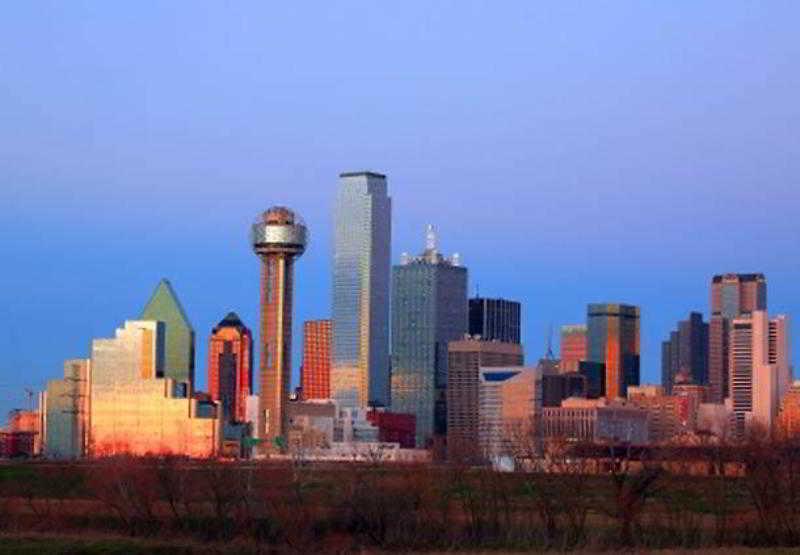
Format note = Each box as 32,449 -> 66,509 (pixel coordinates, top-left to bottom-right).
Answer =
141,279 -> 196,387
208,312 -> 253,423
587,304 -> 640,399
301,319 -> 332,400
560,324 -> 587,373
45,359 -> 90,459
332,171 -> 392,408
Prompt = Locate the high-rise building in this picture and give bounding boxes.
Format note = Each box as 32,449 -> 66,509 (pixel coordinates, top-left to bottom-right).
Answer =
729,311 -> 790,433
141,279 -> 196,387
447,337 -> 524,460
468,298 -> 521,344
661,312 -> 709,393
301,319 -> 332,400
709,273 -> 767,403
560,324 -> 588,373
89,320 -> 220,457
391,226 -> 467,446
478,366 -> 542,460
208,312 -> 253,424
251,207 -> 307,445
45,359 -> 90,459
778,381 -> 800,439
587,304 -> 640,399
332,171 -> 392,407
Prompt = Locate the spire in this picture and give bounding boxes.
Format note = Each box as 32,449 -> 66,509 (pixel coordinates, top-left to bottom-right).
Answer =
426,224 -> 437,252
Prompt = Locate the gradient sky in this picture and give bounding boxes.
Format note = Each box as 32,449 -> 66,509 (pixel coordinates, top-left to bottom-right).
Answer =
1,2 -> 798,421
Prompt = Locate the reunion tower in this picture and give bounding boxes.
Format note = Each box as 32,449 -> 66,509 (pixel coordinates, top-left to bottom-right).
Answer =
251,207 -> 307,447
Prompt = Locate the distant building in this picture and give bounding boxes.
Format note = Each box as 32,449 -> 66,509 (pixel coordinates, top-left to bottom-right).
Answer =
587,303 -> 640,399
709,273 -> 767,403
141,279 -> 196,387
627,385 -> 695,443
447,337 -> 524,460
541,373 -> 588,407
578,361 -> 606,399
468,297 -> 521,344
208,312 -> 253,424
778,382 -> 800,439
540,398 -> 649,444
391,226 -> 467,446
89,320 -> 220,457
45,359 -> 90,459
332,171 -> 392,408
366,409 -> 417,449
301,319 -> 332,400
560,324 -> 587,373
478,366 -> 542,461
729,311 -> 790,434
661,312 -> 709,393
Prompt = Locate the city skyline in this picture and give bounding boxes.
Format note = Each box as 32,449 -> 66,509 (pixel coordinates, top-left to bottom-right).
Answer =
2,3 -> 800,420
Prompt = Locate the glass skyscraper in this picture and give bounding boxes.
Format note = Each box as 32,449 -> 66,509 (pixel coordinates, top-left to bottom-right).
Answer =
332,171 -> 392,408
391,226 -> 467,446
587,303 -> 640,399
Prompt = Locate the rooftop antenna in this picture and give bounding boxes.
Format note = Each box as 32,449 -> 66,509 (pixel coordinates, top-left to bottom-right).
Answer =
544,323 -> 555,361
24,388 -> 34,411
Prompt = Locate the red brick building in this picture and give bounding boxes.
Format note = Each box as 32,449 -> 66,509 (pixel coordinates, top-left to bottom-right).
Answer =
301,320 -> 332,400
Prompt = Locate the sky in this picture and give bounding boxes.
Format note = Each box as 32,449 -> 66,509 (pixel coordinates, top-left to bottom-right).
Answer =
1,2 -> 799,421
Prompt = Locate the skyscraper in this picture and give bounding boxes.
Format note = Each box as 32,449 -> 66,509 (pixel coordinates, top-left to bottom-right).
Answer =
729,311 -> 789,433
208,312 -> 253,424
391,226 -> 467,446
468,297 -> 521,344
301,319 -> 332,400
141,279 -> 196,387
560,324 -> 588,373
332,171 -> 392,407
45,359 -> 90,459
251,207 -> 307,445
587,303 -> 640,399
661,312 -> 709,393
709,273 -> 767,403
447,337 -> 524,460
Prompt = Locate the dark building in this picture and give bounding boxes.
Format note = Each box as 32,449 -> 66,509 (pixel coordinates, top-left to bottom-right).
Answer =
208,312 -> 253,424
447,337 -> 524,460
366,410 -> 417,449
587,304 -> 640,399
391,225 -> 468,446
468,297 -> 521,344
708,273 -> 767,403
579,361 -> 606,398
661,312 -> 709,394
542,373 -> 588,407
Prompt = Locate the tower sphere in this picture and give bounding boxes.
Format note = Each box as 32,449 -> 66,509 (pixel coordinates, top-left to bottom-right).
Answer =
250,206 -> 307,258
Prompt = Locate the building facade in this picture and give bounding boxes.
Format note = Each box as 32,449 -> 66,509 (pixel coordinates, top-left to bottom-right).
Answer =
141,279 -> 196,387
251,207 -> 307,445
540,398 -> 649,444
709,273 -> 767,403
45,359 -> 90,459
391,226 -> 467,446
468,297 -> 521,344
301,319 -> 332,400
207,312 -> 253,424
332,171 -> 392,408
447,338 -> 524,460
661,312 -> 709,393
587,304 -> 640,399
560,324 -> 587,373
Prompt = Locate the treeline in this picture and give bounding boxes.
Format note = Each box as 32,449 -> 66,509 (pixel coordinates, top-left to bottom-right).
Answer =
2,437 -> 800,552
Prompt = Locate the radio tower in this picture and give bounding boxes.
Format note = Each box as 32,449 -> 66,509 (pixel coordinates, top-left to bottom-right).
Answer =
251,207 -> 307,448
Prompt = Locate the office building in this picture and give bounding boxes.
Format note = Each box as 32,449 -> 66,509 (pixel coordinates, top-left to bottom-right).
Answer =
729,311 -> 790,433
542,373 -> 588,407
90,320 -> 220,457
208,312 -> 253,424
391,226 -> 467,446
332,171 -> 392,407
709,273 -> 767,403
468,297 -> 521,344
141,279 -> 196,387
301,319 -> 332,400
251,207 -> 307,445
478,366 -> 542,461
540,398 -> 649,444
45,359 -> 90,459
778,382 -> 800,439
661,312 -> 709,393
447,337 -> 524,459
587,304 -> 640,399
560,324 -> 587,373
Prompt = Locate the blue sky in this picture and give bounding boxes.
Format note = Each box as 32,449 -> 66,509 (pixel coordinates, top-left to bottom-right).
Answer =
1,2 -> 798,420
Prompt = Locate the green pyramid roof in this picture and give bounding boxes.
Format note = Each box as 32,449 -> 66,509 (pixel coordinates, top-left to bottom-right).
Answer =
141,279 -> 194,332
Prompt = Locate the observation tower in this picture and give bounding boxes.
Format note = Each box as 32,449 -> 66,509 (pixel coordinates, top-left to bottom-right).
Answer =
250,207 -> 307,447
